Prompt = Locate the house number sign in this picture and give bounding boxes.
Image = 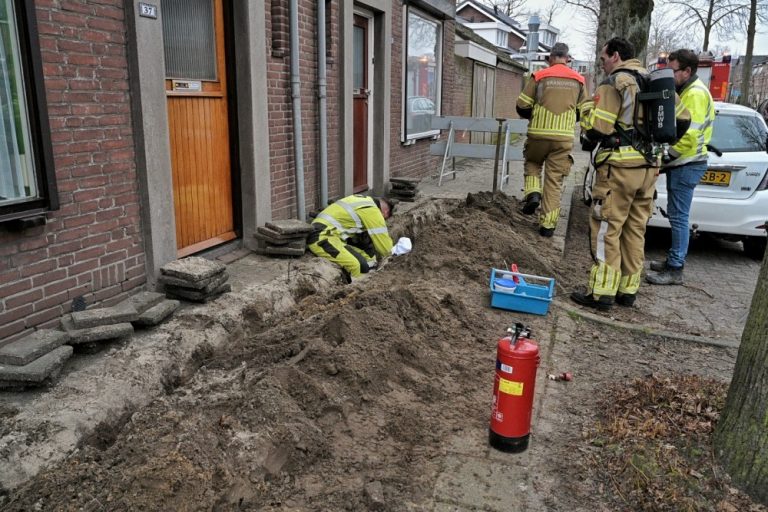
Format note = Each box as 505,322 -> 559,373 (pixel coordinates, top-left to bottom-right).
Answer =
139,3 -> 157,19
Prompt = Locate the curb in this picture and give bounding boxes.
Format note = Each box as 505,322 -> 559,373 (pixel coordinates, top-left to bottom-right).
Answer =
551,299 -> 740,349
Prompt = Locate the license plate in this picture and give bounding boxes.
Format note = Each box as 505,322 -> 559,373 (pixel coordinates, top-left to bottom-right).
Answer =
700,170 -> 731,186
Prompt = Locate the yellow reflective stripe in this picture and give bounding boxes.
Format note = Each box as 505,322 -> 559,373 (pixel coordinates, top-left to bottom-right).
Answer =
524,175 -> 542,195
529,105 -> 577,137
618,271 -> 642,294
540,208 -> 560,229
593,108 -> 617,124
589,261 -> 620,296
518,92 -> 534,106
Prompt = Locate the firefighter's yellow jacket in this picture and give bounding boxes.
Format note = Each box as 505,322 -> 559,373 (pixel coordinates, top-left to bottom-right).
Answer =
580,59 -> 691,168
665,76 -> 714,167
516,63 -> 588,141
313,195 -> 393,258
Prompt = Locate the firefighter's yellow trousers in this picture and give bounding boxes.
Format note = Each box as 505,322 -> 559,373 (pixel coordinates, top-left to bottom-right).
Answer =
587,164 -> 658,297
523,139 -> 574,229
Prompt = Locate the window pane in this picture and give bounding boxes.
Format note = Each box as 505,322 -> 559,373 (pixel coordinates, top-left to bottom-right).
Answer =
405,9 -> 440,137
353,25 -> 365,89
161,0 -> 217,80
0,0 -> 38,206
710,113 -> 768,153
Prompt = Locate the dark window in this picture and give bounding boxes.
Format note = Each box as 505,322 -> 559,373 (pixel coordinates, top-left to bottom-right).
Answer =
0,0 -> 56,223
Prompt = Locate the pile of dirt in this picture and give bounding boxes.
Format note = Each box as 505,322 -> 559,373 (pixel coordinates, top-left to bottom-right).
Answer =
2,193 -> 756,511
4,192 -> 568,510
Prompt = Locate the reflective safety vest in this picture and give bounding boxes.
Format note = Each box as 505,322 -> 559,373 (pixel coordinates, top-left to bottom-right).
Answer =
516,63 -> 587,141
666,77 -> 714,167
314,195 -> 393,257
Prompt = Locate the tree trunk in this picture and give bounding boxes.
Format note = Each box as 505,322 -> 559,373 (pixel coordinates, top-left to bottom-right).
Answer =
596,0 -> 653,76
739,0 -> 757,107
702,0 -> 715,51
714,239 -> 768,504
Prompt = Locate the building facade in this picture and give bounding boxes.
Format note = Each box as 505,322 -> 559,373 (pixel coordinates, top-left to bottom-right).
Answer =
0,0 -> 457,345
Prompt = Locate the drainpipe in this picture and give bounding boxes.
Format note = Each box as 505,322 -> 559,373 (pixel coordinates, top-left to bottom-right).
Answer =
317,0 -> 329,207
290,0 -> 306,219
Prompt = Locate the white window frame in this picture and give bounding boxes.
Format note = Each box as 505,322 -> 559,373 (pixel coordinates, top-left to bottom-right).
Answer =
401,5 -> 443,142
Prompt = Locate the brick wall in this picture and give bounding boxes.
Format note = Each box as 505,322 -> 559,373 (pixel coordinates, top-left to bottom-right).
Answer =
266,0 -> 341,219
495,67 -> 524,119
0,0 -> 145,344
390,5 -> 456,179
456,5 -> 492,23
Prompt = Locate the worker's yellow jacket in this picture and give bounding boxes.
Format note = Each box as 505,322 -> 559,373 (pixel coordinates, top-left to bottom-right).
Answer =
581,59 -> 690,168
516,63 -> 588,141
313,195 -> 393,258
665,76 -> 714,167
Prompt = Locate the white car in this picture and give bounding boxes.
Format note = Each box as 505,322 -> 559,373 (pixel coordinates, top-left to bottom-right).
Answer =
583,102 -> 768,259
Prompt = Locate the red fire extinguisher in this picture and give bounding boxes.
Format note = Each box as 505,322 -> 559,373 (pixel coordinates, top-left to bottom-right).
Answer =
489,323 -> 540,453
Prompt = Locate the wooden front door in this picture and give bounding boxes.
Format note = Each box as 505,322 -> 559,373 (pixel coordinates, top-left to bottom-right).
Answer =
162,0 -> 235,257
352,15 -> 369,193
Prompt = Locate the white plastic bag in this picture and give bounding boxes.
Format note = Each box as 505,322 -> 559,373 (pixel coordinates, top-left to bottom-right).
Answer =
391,237 -> 412,256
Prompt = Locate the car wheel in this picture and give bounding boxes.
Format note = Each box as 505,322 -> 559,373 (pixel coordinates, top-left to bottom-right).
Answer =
743,236 -> 767,260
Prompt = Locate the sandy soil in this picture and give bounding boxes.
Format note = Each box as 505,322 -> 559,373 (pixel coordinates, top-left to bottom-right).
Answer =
2,193 -> 752,511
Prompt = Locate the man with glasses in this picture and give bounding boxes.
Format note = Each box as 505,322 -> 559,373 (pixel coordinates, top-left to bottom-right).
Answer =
646,49 -> 715,285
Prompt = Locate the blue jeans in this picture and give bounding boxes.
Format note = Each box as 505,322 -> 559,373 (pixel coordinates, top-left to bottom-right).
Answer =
665,161 -> 707,268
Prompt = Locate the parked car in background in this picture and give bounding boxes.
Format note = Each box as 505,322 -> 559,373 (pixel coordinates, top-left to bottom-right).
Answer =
406,96 -> 436,134
583,102 -> 768,259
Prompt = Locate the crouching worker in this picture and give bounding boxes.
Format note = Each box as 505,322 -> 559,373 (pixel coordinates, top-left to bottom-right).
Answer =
308,195 -> 395,280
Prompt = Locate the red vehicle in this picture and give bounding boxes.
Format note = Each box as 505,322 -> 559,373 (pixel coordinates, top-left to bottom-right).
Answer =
650,51 -> 731,101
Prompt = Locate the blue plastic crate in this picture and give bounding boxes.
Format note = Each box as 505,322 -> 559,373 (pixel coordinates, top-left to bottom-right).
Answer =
489,268 -> 555,316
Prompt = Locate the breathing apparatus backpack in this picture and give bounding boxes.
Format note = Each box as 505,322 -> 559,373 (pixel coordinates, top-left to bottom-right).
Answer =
588,68 -> 677,165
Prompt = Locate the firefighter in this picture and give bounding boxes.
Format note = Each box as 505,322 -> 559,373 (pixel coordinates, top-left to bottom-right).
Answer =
307,194 -> 395,280
570,37 -> 691,310
516,42 -> 588,237
646,49 -> 715,286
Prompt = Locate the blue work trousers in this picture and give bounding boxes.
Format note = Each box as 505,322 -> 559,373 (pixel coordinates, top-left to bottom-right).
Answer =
665,161 -> 707,268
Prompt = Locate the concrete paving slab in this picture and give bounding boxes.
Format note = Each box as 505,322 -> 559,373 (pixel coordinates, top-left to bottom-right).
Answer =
0,330 -> 69,366
134,300 -> 180,327
116,291 -> 165,315
165,283 -> 232,303
0,346 -> 73,387
70,305 -> 139,329
158,270 -> 227,290
61,316 -> 134,344
265,219 -> 313,234
254,239 -> 306,256
160,256 -> 225,282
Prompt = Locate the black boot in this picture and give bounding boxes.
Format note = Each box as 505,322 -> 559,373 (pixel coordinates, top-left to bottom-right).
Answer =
649,259 -> 667,272
570,288 -> 614,311
615,292 -> 636,307
645,267 -> 683,285
522,192 -> 541,215
539,226 -> 555,237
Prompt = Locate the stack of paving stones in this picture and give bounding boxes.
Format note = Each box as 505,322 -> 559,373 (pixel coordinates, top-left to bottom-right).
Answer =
160,256 -> 231,303
116,291 -> 179,328
388,177 -> 420,202
254,219 -> 312,256
61,304 -> 137,353
0,330 -> 72,389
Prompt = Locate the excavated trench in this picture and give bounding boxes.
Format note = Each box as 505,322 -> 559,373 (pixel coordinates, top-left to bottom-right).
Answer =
5,192 -> 738,511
